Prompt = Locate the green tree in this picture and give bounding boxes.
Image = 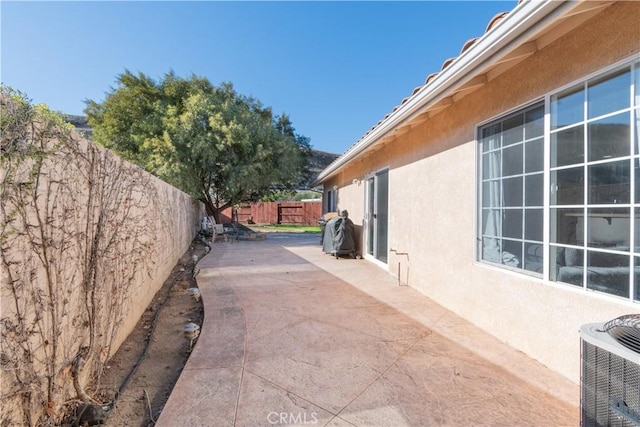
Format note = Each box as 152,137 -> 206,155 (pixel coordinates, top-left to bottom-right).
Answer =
275,113 -> 312,187
85,70 -> 308,222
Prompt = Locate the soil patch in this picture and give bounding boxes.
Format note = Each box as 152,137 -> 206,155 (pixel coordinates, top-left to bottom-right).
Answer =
92,238 -> 208,426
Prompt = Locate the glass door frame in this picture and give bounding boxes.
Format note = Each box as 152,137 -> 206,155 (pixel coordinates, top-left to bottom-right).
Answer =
364,168 -> 390,265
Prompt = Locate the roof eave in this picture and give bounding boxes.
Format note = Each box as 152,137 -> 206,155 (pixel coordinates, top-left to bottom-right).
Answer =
312,0 -> 580,187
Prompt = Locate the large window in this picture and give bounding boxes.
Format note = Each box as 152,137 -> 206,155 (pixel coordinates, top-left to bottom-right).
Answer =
479,102 -> 544,274
550,65 -> 638,299
478,58 -> 640,301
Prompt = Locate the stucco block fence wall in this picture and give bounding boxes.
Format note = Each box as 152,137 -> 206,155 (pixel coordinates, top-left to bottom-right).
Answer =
0,100 -> 202,425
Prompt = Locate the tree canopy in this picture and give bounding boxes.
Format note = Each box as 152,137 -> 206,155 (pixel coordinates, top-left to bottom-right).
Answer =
85,70 -> 310,221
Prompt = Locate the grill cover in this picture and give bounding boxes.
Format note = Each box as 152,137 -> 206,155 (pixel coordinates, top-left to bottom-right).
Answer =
322,214 -> 356,257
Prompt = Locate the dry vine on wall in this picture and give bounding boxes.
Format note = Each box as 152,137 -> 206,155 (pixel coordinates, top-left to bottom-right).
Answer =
0,88 -> 164,425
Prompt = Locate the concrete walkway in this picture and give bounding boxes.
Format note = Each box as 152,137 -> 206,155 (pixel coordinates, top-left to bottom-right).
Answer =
157,234 -> 579,427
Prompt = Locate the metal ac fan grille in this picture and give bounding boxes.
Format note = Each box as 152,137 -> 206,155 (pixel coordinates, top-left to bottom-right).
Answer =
582,340 -> 640,427
604,315 -> 640,355
609,327 -> 640,355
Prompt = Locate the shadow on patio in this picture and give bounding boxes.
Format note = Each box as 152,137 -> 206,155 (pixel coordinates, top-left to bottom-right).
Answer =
157,233 -> 578,427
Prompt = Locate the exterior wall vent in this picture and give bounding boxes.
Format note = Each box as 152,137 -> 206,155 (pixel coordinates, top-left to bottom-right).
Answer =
581,316 -> 640,426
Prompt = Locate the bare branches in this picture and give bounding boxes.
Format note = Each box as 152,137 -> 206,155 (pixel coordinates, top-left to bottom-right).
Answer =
0,88 -> 165,425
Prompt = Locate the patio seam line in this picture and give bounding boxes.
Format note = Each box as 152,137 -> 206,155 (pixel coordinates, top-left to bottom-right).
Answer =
155,237 -> 579,426
323,415 -> 358,427
223,244 -> 441,425
242,367 -> 339,418
223,275 -> 247,427
223,245 -> 430,425
267,307 -> 432,346
193,256 -> 248,427
422,309 -> 450,331
228,275 -> 353,424
247,264 -> 436,339
334,334 -> 426,421
245,316 -> 309,342
182,365 -> 244,371
292,250 -> 579,407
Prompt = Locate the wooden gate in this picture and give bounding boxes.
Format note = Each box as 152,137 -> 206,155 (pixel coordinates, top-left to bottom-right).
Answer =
221,201 -> 322,225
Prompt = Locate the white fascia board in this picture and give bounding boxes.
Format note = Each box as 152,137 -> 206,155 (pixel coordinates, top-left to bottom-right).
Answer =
314,0 -> 579,185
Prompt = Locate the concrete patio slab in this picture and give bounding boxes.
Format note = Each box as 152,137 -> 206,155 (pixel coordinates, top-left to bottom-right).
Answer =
156,233 -> 579,427
235,370 -> 336,426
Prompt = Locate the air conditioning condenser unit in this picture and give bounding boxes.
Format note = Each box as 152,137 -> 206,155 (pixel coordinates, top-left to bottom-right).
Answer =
581,315 -> 640,426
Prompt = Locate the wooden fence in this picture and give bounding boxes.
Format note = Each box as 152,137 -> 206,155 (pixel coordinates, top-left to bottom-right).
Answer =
220,201 -> 322,225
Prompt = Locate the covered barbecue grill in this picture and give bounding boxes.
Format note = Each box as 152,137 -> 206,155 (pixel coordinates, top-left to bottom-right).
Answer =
322,210 -> 356,259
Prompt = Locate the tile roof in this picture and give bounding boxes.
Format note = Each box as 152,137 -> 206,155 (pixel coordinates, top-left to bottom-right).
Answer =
314,0 -> 617,187
348,9 -> 512,149
485,11 -> 510,32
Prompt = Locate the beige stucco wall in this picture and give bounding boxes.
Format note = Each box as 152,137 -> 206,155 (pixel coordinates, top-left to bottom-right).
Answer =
325,1 -> 640,385
0,112 -> 202,425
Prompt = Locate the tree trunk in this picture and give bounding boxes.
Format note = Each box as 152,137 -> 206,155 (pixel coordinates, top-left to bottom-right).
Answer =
200,188 -> 234,224
211,208 -> 222,224
199,197 -> 228,224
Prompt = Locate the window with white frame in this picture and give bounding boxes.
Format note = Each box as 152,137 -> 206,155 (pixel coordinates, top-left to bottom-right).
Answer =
326,188 -> 336,213
478,58 -> 640,301
479,102 -> 545,274
550,64 -> 639,299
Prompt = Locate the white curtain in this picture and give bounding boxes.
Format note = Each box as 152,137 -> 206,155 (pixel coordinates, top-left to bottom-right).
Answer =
483,133 -> 502,263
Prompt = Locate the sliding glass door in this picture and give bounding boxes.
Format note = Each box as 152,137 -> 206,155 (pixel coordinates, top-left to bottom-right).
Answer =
365,169 -> 389,263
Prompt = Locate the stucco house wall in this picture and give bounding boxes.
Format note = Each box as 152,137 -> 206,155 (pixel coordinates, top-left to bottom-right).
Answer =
320,1 -> 640,384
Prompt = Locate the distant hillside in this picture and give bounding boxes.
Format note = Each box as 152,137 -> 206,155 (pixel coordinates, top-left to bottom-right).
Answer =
63,114 -> 339,189
62,114 -> 93,139
304,149 -> 339,189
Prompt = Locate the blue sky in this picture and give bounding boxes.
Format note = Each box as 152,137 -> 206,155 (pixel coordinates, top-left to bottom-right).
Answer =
1,1 -> 516,154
